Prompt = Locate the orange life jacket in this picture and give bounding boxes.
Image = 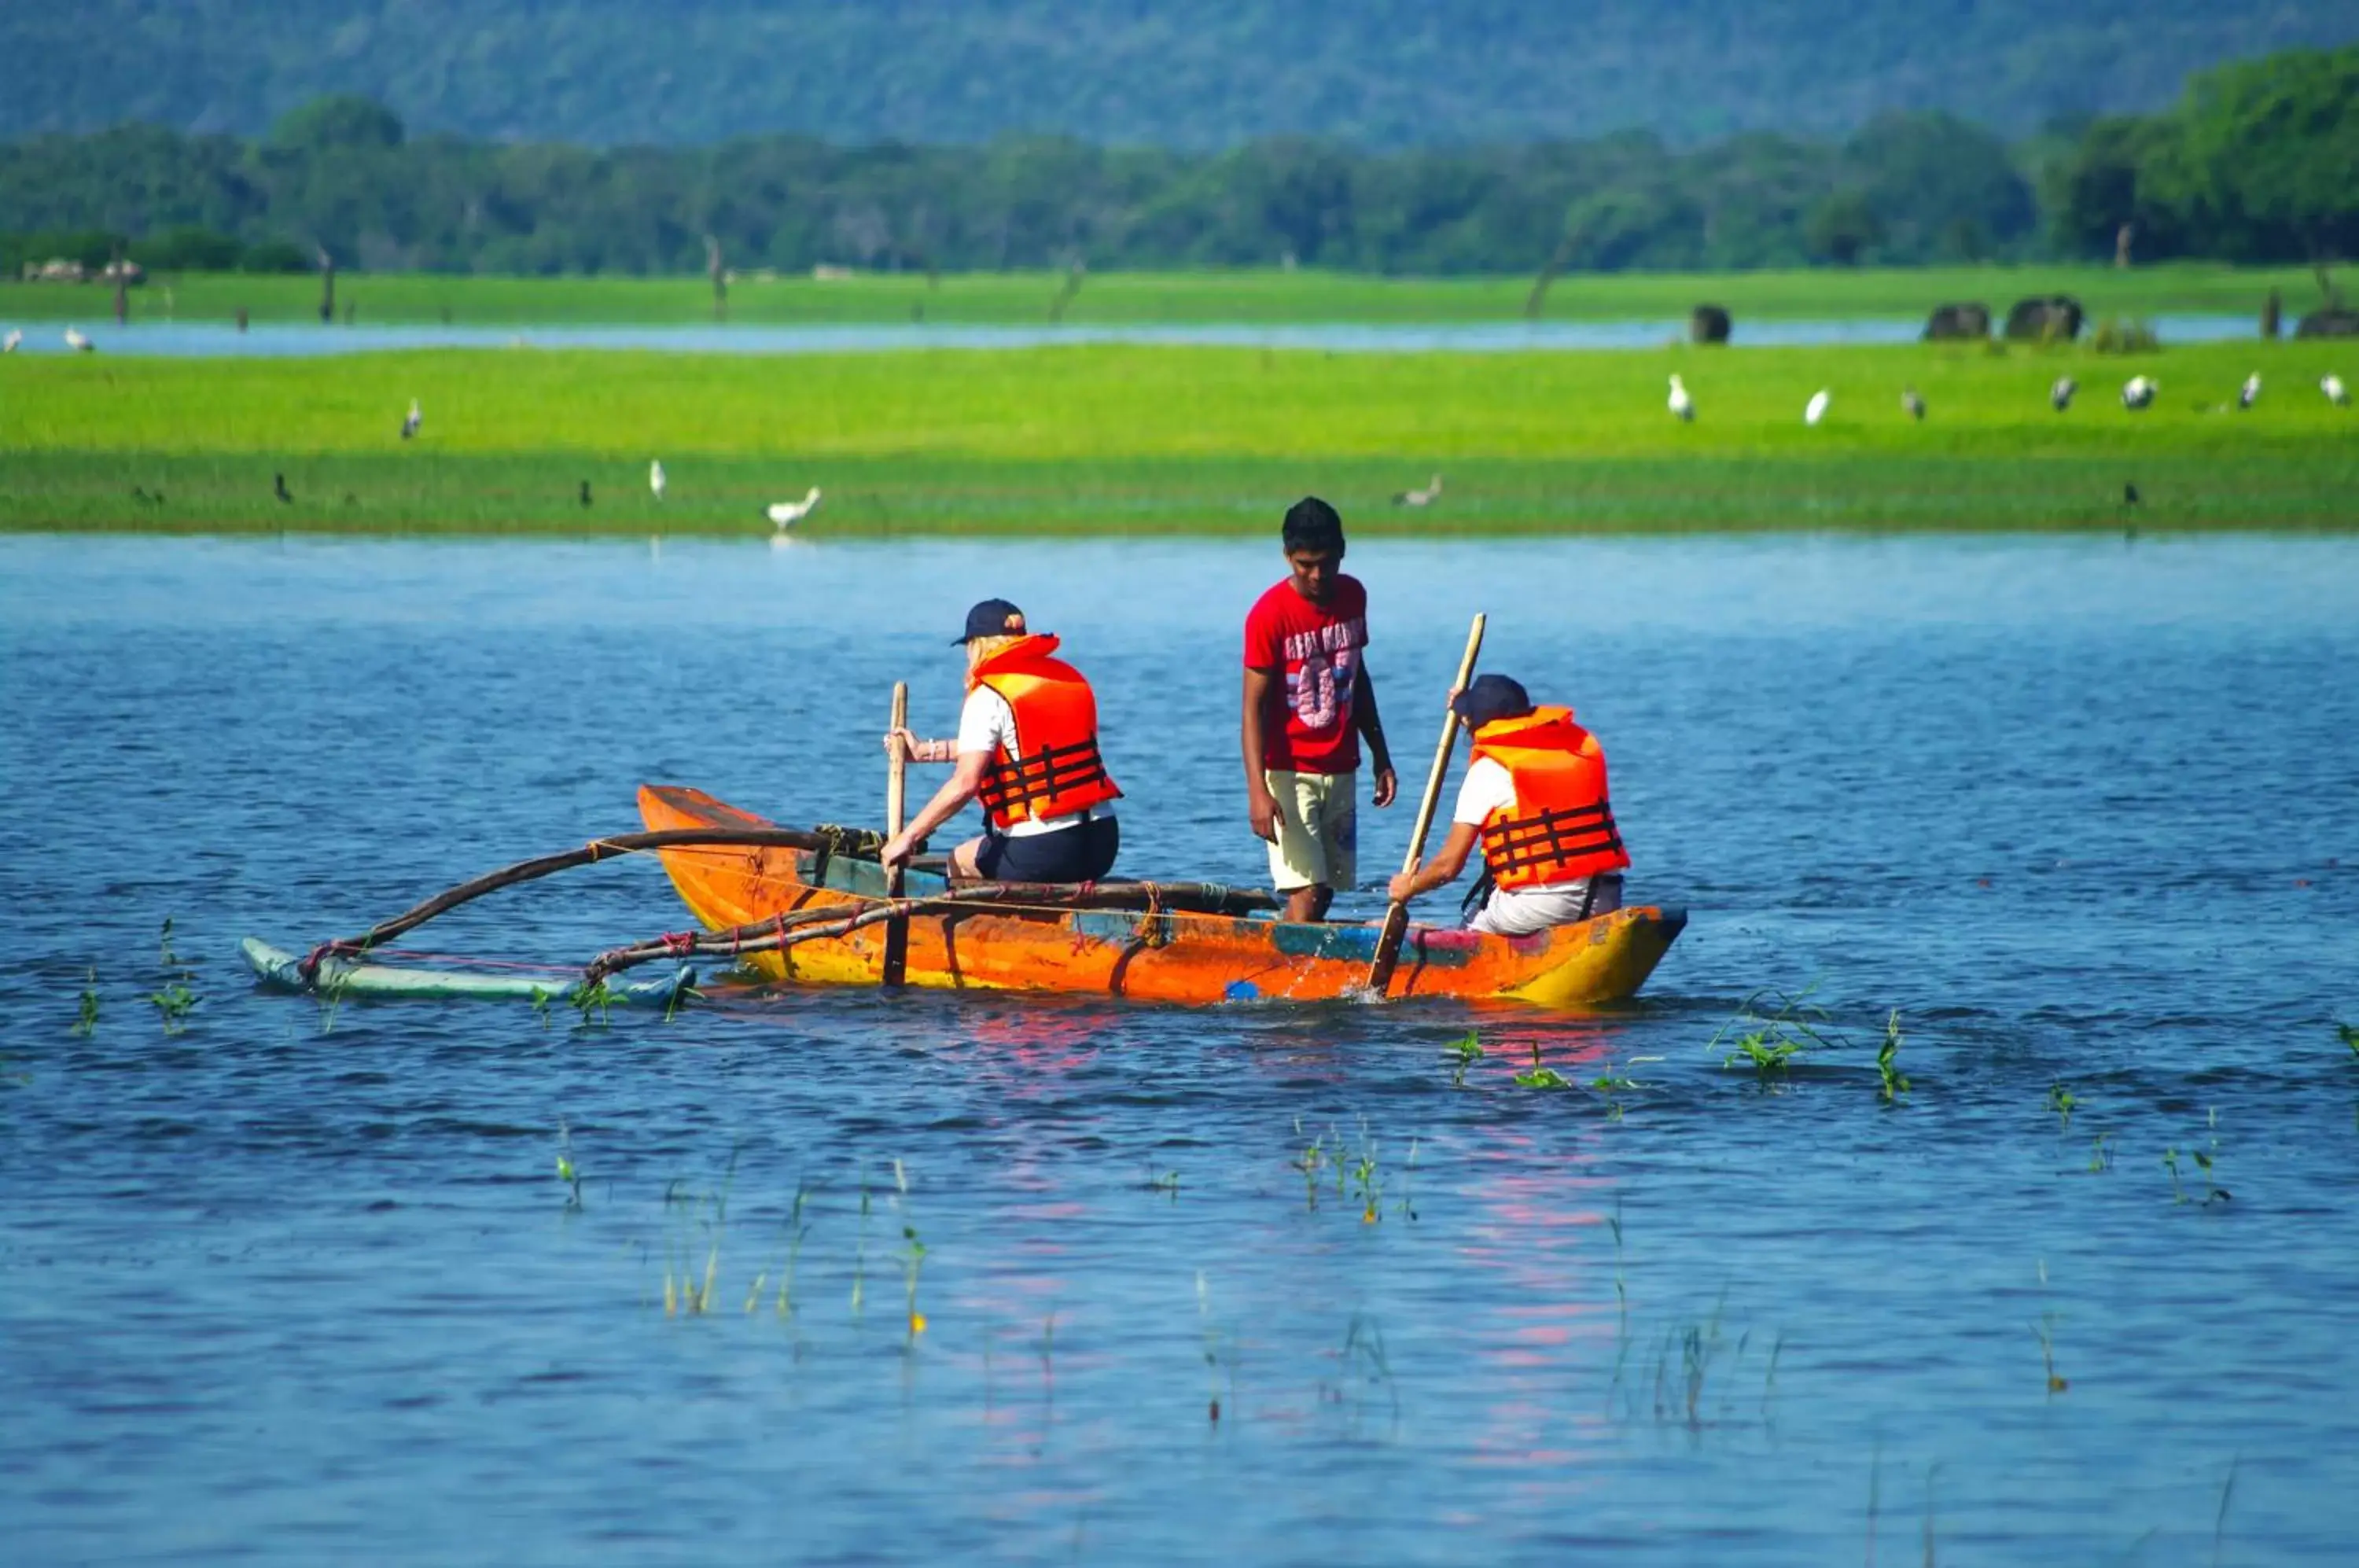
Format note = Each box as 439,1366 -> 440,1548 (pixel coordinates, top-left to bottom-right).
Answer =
970,634 -> 1122,830
1468,706 -> 1629,890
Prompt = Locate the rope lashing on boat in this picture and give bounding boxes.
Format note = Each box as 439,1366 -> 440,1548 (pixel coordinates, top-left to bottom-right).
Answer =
297,826 -> 834,979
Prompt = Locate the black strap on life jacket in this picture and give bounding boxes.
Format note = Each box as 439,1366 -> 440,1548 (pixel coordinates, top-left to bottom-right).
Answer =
977,736 -> 1113,816
1481,801 -> 1623,878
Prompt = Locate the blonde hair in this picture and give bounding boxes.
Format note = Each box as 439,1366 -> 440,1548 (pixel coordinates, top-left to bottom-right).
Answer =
965,632 -> 1026,688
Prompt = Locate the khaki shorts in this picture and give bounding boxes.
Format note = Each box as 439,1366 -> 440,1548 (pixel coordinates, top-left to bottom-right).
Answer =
1264,769 -> 1356,893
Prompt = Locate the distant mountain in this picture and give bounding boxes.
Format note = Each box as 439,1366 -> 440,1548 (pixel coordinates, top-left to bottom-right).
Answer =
4,1 -> 2353,148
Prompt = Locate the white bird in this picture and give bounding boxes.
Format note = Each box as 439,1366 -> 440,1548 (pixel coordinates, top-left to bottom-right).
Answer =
2121,375 -> 2158,410
2050,376 -> 2077,412
2325,374 -> 2350,407
1392,473 -> 1442,506
62,326 -> 93,352
2236,373 -> 2261,411
1667,373 -> 1695,421
650,459 -> 668,501
1901,386 -> 1926,421
2,328 -> 20,354
400,398 -> 422,440
1804,388 -> 1831,426
764,487 -> 822,529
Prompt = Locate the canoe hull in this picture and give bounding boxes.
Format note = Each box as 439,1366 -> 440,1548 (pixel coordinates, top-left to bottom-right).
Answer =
638,784 -> 1683,1009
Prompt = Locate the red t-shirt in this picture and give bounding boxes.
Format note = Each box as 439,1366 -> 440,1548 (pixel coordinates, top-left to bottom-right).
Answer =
1244,574 -> 1370,774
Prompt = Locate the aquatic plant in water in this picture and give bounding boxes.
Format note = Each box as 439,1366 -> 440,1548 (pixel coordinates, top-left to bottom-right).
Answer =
1876,1010 -> 1909,1102
149,917 -> 200,1035
2033,1259 -> 2068,1393
2048,1082 -> 2077,1133
2339,1022 -> 2358,1059
554,1121 -> 583,1209
70,968 -> 98,1036
1513,1041 -> 1573,1089
1708,987 -> 1839,1081
1443,1029 -> 1484,1088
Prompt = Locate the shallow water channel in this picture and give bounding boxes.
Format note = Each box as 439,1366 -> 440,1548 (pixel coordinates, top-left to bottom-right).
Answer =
3,533 -> 2357,1563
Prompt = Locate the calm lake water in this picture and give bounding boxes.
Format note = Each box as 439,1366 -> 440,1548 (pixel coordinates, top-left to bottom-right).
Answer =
3,533 -> 2357,1563
0,313 -> 2262,356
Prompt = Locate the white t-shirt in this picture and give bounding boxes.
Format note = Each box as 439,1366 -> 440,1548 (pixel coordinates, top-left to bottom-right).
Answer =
957,686 -> 1113,838
1452,756 -> 1606,934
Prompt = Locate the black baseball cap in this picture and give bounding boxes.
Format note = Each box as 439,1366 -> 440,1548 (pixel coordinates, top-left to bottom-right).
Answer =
955,598 -> 1028,643
1452,673 -> 1533,731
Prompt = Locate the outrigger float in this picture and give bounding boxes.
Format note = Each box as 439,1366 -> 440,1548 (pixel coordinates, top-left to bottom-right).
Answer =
241,786 -> 1684,1013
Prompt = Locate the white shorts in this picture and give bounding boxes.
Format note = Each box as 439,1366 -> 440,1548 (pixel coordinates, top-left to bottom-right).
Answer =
1467,874 -> 1624,936
1264,769 -> 1356,893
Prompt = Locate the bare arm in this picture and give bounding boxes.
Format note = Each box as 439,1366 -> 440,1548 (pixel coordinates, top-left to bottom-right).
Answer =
1386,821 -> 1480,904
1242,666 -> 1280,841
881,749 -> 992,867
1355,665 -> 1398,807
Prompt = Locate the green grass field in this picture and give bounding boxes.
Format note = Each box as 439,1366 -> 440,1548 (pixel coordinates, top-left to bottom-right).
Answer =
3,338 -> 2353,533
0,261 -> 2326,327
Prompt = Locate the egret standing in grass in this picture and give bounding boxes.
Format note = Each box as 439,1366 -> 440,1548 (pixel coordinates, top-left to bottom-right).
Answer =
2,328 -> 20,353
2325,374 -> 2350,407
1667,373 -> 1695,422
650,460 -> 668,502
400,398 -> 422,440
766,487 -> 822,529
1804,388 -> 1831,426
1392,474 -> 1442,507
1901,386 -> 1926,421
63,326 -> 93,352
2051,376 -> 2077,412
2236,373 -> 2261,411
2122,375 -> 2158,410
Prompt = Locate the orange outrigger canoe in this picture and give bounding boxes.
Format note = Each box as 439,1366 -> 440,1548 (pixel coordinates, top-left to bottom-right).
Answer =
640,784 -> 1684,1009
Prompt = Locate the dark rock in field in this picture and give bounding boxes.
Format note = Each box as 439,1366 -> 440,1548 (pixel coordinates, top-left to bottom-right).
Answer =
2295,306 -> 2359,338
1690,304 -> 1731,344
2004,296 -> 2085,341
1923,302 -> 1990,340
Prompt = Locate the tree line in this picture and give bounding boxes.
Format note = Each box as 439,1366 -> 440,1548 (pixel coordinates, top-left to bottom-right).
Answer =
2,47 -> 2350,281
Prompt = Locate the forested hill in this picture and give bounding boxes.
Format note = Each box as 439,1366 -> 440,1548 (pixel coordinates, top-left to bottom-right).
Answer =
3,0 -> 2354,148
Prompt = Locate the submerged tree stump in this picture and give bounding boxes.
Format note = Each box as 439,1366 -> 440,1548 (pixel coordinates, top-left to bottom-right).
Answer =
2295,307 -> 2359,338
2262,288 -> 2282,340
1923,302 -> 1990,340
2005,296 -> 2085,341
1690,304 -> 1731,344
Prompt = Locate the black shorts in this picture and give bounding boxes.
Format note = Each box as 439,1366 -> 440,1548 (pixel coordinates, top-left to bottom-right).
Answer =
972,815 -> 1120,883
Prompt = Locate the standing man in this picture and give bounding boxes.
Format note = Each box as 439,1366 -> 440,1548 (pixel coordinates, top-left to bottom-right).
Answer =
1242,497 -> 1397,922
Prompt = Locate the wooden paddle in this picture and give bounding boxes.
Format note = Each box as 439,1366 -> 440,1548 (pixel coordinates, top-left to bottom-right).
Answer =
1364,613 -> 1486,999
881,681 -> 911,987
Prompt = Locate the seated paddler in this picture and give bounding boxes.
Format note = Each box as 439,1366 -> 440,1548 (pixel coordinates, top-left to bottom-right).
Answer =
879,598 -> 1123,885
1385,674 -> 1629,936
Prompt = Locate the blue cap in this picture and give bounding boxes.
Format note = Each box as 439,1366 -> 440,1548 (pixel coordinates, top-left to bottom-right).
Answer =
1452,673 -> 1533,731
955,598 -> 1028,643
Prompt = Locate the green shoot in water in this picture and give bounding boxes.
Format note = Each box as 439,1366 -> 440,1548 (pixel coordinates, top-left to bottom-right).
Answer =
159,916 -> 181,970
72,968 -> 100,1036
1395,1137 -> 1419,1222
2193,1108 -> 2230,1203
1514,1041 -> 1572,1089
2087,1131 -> 2114,1173
900,1224 -> 928,1340
2339,1022 -> 2358,1059
148,980 -> 198,1035
1147,1170 -> 1181,1200
2163,1146 -> 2187,1204
1876,1010 -> 1910,1102
1588,1056 -> 1657,1119
2048,1082 -> 2077,1132
1444,1029 -> 1484,1088
1196,1272 -> 1229,1423
554,1121 -> 583,1209
1708,987 -> 1838,1080
2033,1258 -> 2068,1393
568,977 -> 616,1029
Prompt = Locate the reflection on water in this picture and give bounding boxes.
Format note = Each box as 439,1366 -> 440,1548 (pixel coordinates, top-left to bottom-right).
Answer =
2,533 -> 2357,1562
0,314 -> 2269,356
